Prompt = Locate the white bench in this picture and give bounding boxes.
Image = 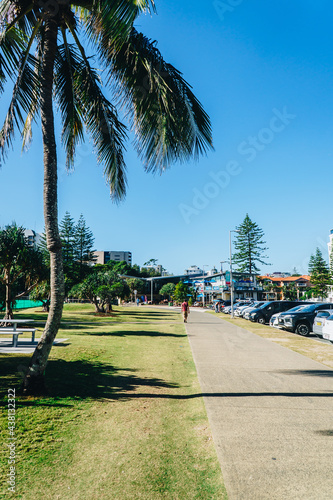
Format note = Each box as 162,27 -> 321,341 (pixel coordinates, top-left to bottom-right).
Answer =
0,328 -> 37,347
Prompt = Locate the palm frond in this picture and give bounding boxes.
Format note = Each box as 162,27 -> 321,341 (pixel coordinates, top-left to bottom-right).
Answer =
99,28 -> 213,172
54,32 -> 84,169
0,52 -> 39,160
0,0 -> 14,26
0,1 -> 36,40
75,62 -> 128,201
22,34 -> 43,150
0,27 -> 27,92
80,0 -> 155,49
65,23 -> 128,201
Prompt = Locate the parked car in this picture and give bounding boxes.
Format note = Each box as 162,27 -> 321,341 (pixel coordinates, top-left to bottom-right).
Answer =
322,315 -> 333,343
269,304 -> 310,328
234,301 -> 255,317
222,305 -> 232,314
278,303 -> 333,336
220,300 -> 231,312
249,301 -> 305,324
312,310 -> 333,337
243,302 -> 267,320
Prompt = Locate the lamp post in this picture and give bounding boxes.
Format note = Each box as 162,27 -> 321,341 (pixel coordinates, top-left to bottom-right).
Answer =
230,230 -> 240,318
220,260 -> 229,273
202,265 -> 208,307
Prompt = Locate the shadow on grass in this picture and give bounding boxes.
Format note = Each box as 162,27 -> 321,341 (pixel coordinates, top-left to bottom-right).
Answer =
85,329 -> 187,338
0,356 -> 179,405
45,359 -> 179,399
121,310 -> 179,319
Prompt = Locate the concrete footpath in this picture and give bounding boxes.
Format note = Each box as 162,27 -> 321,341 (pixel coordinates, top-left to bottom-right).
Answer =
185,310 -> 333,500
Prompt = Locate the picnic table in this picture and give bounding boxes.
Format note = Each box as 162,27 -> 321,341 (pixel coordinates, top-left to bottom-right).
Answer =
0,319 -> 36,347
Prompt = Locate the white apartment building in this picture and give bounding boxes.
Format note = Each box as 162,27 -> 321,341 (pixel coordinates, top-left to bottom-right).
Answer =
184,265 -> 204,275
94,251 -> 132,265
328,229 -> 333,268
24,229 -> 42,248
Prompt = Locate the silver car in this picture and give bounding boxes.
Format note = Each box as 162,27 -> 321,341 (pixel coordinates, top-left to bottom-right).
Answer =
243,302 -> 267,320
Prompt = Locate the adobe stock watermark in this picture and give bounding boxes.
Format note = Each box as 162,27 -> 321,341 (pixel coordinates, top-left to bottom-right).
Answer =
178,106 -> 296,224
7,388 -> 16,493
213,0 -> 245,22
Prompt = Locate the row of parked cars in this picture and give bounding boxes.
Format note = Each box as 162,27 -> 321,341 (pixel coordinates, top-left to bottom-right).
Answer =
218,299 -> 333,342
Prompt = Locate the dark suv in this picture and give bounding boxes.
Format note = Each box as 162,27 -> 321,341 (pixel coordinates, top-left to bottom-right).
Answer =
249,301 -> 305,324
278,303 -> 333,336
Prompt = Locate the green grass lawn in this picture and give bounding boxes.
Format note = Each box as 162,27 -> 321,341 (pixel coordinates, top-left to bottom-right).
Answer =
0,305 -> 226,499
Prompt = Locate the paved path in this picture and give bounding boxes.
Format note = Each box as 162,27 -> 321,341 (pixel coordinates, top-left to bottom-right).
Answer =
186,310 -> 333,500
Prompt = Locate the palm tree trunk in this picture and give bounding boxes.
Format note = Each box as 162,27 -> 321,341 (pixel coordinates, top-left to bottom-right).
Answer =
23,18 -> 64,394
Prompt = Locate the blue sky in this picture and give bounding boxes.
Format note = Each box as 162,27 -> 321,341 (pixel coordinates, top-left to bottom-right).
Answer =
1,0 -> 333,275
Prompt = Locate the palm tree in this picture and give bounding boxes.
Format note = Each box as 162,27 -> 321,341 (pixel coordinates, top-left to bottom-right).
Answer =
0,1 -> 213,393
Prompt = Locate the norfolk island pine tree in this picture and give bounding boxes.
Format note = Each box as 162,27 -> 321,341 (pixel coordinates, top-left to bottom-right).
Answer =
233,214 -> 270,274
308,247 -> 331,299
0,1 -> 213,393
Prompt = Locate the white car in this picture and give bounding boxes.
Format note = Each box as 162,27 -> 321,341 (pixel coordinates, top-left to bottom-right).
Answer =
312,310 -> 333,338
269,305 -> 308,329
234,303 -> 254,317
319,314 -> 333,343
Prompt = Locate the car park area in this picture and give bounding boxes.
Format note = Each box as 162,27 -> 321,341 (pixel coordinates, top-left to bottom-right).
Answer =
214,299 -> 333,346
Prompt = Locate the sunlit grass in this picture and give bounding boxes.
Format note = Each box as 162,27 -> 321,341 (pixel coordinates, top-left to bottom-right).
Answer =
0,305 -> 226,499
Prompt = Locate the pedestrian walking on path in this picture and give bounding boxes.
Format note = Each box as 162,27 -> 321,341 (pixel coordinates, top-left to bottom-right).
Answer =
181,299 -> 190,323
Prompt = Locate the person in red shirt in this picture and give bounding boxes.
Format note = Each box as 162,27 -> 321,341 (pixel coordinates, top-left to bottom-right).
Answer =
181,300 -> 190,323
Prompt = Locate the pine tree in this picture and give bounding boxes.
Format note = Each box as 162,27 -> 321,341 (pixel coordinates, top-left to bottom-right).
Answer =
59,212 -> 77,292
233,214 -> 270,274
308,248 -> 331,299
74,215 -> 96,281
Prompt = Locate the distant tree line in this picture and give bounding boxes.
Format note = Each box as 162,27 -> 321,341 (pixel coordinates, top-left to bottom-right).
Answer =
0,214 -> 168,318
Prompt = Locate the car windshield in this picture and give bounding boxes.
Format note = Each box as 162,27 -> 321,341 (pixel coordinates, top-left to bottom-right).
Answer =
287,305 -> 307,313
294,305 -> 317,313
258,302 -> 271,310
316,312 -> 329,317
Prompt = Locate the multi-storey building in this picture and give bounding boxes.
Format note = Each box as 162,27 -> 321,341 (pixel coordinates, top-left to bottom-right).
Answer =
328,229 -> 333,268
24,229 -> 42,248
94,251 -> 132,265
184,265 -> 203,275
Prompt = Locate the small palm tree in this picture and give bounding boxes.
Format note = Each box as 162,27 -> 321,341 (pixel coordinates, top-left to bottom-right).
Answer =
0,0 -> 213,393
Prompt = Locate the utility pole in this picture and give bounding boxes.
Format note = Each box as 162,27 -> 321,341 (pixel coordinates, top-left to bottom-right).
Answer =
230,230 -> 240,318
202,265 -> 208,307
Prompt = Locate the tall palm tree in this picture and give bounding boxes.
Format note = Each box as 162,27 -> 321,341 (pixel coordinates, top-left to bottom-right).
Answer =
0,0 -> 213,393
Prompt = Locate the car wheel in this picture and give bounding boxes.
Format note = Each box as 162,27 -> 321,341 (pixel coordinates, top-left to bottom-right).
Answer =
257,317 -> 265,324
296,322 -> 310,336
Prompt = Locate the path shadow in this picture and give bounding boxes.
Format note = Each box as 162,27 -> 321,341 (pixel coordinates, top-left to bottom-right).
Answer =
274,369 -> 333,378
107,391 -> 333,400
315,430 -> 333,436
